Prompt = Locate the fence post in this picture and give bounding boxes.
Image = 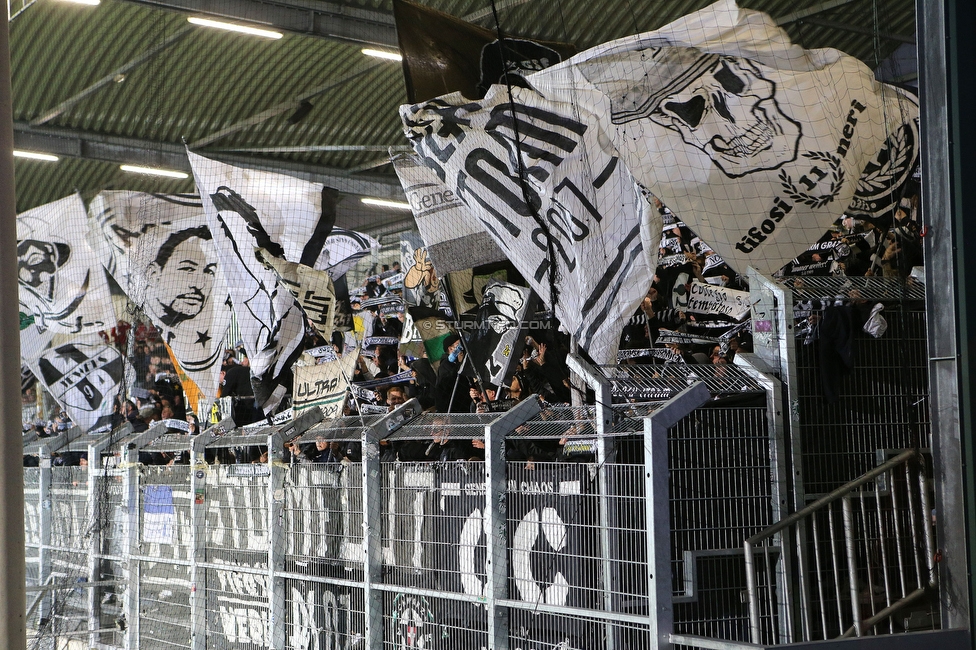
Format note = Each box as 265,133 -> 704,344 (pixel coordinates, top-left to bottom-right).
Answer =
485,397 -> 540,650
267,429 -> 286,649
747,271 -> 812,641
123,438 -> 141,649
362,399 -> 422,650
566,355 -> 619,649
86,434 -> 111,648
645,382 -> 711,650
189,424 -> 219,650
735,354 -> 794,644
37,446 -> 52,647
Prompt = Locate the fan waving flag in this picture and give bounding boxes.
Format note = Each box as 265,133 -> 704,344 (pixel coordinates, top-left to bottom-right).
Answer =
401,91 -> 661,365
525,0 -> 918,275
187,151 -> 334,401
89,191 -> 234,405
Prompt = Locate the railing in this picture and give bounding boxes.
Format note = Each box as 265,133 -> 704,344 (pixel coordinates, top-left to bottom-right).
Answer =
26,356 -> 948,650
743,448 -> 937,645
24,385 -> 749,650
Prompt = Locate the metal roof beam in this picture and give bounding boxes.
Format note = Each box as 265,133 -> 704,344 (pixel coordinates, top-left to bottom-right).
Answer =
119,0 -> 397,47
802,18 -> 915,44
775,0 -> 860,25
31,28 -> 193,126
12,122 -> 404,199
187,64 -> 381,148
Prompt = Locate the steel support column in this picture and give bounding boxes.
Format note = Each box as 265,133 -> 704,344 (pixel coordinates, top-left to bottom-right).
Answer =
0,12 -> 26,649
920,0 -> 976,636
485,397 -> 540,649
645,382 -> 711,650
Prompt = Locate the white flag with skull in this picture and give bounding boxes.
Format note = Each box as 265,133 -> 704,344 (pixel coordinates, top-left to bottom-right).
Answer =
187,151 -> 334,398
89,191 -> 234,403
400,91 -> 661,365
525,0 -> 918,275
17,194 -> 128,431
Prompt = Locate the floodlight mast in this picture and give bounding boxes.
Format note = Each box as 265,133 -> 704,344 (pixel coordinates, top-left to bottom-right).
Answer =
0,14 -> 28,650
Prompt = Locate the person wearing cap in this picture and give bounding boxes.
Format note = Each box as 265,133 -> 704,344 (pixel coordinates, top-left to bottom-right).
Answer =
435,333 -> 472,413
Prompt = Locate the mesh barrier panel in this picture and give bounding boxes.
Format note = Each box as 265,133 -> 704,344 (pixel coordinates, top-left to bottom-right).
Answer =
24,467 -> 40,585
284,577 -> 366,650
285,462 -> 363,567
382,590 -> 488,650
791,287 -> 930,497
138,466 -> 193,650
206,465 -> 271,560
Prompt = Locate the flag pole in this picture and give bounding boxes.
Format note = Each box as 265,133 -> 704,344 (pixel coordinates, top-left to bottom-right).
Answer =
0,13 -> 28,650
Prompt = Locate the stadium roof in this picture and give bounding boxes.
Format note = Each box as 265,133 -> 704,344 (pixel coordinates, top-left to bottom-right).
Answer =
9,0 -> 915,232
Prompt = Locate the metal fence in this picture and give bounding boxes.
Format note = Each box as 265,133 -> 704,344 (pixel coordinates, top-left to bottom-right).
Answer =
22,364 -> 788,650
24,344 -> 950,650
736,272 -> 942,648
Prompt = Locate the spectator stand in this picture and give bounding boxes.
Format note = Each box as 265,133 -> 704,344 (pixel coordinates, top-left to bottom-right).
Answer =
23,346 -> 948,649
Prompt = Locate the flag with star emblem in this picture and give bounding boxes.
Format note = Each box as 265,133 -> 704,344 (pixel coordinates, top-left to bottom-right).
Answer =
89,191 -> 233,406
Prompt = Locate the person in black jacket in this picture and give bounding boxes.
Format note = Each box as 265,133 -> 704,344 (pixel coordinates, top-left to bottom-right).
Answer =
408,358 -> 437,410
435,333 -> 472,413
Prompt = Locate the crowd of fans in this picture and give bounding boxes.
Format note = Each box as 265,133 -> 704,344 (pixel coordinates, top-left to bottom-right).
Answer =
24,192 -> 923,469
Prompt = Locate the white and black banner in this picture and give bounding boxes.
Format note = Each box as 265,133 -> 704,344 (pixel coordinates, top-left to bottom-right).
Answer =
292,352 -> 358,416
462,280 -> 535,387
521,0 -> 918,276
393,154 -> 508,275
17,194 -> 116,337
684,281 -> 751,320
22,331 -> 130,432
90,191 -> 234,401
401,85 -> 660,365
323,227 -> 380,280
400,230 -> 446,310
187,152 -> 328,385
17,195 -> 128,431
256,247 -> 337,346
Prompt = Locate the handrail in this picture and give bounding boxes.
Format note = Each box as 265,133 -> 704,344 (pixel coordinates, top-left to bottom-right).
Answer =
746,448 -> 920,545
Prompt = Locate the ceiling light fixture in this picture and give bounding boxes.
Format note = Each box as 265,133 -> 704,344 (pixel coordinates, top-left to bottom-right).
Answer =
58,0 -> 100,5
120,165 -> 189,179
13,150 -> 59,162
362,197 -> 411,210
362,48 -> 403,62
187,17 -> 283,39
